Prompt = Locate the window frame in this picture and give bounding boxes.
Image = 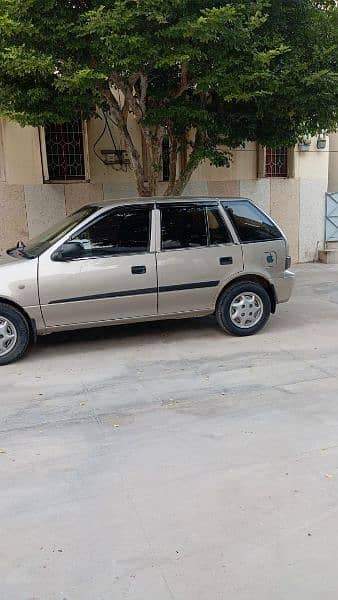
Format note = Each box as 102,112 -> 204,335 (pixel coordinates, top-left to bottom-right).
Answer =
52,203 -> 155,262
207,205 -> 234,247
257,145 -> 295,179
158,201 -> 234,252
40,120 -> 90,183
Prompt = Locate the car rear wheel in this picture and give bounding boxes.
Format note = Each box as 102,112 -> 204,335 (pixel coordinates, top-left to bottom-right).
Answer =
216,282 -> 271,336
0,303 -> 30,365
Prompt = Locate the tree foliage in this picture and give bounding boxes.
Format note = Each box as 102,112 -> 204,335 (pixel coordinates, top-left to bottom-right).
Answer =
0,0 -> 337,195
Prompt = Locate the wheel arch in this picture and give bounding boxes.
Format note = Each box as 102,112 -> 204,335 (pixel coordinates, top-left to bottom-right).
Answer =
216,274 -> 277,314
0,297 -> 37,342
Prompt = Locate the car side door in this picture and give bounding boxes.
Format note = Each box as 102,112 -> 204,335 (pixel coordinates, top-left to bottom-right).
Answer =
38,204 -> 158,327
156,201 -> 243,316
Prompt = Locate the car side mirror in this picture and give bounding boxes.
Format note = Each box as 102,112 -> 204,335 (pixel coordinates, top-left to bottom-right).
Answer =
53,241 -> 85,261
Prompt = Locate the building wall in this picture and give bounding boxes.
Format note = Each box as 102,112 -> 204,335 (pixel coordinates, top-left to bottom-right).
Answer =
295,138 -> 329,262
2,121 -> 43,185
328,132 -> 338,193
0,119 -> 333,263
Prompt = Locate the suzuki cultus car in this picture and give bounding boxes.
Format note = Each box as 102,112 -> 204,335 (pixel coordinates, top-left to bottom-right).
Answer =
0,197 -> 294,364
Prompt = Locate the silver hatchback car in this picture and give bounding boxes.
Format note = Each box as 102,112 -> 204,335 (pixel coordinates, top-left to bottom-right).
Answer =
0,197 -> 294,365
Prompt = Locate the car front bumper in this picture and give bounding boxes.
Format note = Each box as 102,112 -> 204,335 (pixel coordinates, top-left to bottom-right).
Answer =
275,270 -> 295,304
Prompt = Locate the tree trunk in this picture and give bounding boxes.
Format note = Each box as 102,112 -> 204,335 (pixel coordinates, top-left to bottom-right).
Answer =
104,82 -> 151,197
119,122 -> 151,196
104,82 -> 200,198
141,126 -> 164,196
171,155 -> 198,196
164,131 -> 201,197
164,135 -> 178,196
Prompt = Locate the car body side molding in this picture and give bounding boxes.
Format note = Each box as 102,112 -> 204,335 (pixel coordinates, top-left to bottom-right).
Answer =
48,280 -> 220,305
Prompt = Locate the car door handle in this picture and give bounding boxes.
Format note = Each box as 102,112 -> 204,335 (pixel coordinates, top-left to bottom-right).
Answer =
131,265 -> 146,274
219,256 -> 233,266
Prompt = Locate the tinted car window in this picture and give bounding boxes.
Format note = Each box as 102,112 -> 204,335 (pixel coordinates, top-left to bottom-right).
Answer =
221,200 -> 283,242
207,207 -> 232,245
70,205 -> 151,257
161,206 -> 208,250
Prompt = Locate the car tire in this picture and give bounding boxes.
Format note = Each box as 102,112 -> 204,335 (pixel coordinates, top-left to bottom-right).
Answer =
216,282 -> 271,337
0,303 -> 31,366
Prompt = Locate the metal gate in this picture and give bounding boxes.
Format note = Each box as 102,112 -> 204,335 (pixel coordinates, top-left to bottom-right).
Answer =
325,192 -> 338,241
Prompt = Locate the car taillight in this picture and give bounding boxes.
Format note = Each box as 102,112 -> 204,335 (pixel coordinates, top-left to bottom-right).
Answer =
285,256 -> 291,270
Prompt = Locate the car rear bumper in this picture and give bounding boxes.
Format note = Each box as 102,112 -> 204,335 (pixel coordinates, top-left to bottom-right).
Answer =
275,270 -> 295,304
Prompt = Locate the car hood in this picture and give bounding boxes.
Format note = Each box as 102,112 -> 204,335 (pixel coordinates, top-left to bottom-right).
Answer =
0,250 -> 27,266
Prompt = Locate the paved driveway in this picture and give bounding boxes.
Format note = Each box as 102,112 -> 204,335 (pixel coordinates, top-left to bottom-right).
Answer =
2,264 -> 338,599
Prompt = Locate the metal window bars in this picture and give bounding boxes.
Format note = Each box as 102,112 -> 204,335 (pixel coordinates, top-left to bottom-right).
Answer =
45,120 -> 86,181
265,147 -> 288,178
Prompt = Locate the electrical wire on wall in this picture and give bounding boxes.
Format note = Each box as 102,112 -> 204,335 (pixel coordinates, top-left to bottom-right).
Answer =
93,107 -> 130,172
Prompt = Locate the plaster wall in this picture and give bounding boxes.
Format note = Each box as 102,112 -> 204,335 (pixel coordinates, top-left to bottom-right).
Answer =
0,120 -> 332,263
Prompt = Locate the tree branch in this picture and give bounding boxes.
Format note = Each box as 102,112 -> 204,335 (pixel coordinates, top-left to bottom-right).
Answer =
129,72 -> 148,118
110,72 -> 143,122
174,62 -> 190,99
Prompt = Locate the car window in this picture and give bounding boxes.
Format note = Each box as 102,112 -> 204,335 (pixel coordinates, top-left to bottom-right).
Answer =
23,206 -> 98,258
207,207 -> 232,245
70,205 -> 152,257
161,205 -> 208,250
221,200 -> 283,243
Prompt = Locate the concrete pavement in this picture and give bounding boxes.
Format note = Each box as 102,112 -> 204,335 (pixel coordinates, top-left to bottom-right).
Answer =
2,263 -> 338,599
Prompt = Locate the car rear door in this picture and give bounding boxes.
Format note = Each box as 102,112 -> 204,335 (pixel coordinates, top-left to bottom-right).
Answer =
156,201 -> 243,315
38,204 -> 158,326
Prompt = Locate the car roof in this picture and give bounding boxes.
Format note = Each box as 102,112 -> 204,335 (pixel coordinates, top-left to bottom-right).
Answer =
91,196 -> 249,209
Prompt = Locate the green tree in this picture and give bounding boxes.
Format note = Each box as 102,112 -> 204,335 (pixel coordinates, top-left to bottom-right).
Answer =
0,0 -> 337,196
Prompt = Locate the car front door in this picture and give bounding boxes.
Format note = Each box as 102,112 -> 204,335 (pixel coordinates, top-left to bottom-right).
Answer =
38,204 -> 158,327
156,202 -> 243,315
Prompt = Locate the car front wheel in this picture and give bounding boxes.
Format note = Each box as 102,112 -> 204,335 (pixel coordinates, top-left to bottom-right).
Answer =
216,282 -> 271,336
0,303 -> 30,365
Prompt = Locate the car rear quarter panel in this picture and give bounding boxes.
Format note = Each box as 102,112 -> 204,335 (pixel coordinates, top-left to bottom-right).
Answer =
240,239 -> 287,287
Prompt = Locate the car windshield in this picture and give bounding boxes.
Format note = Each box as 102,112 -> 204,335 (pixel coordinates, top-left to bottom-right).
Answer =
23,206 -> 99,258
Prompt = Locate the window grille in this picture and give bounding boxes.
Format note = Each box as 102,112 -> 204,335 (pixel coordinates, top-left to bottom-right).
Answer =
45,120 -> 86,181
265,147 -> 288,178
